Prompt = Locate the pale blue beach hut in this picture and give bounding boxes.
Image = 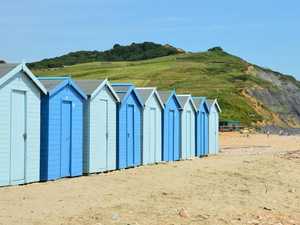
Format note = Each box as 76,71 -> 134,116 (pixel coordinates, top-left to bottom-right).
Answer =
207,99 -> 221,154
0,63 -> 46,186
177,95 -> 197,160
136,87 -> 164,165
76,79 -> 120,173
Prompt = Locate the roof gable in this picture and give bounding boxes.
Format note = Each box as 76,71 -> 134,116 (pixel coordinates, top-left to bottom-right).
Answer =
157,90 -> 173,104
38,77 -> 87,99
0,63 -> 47,94
0,63 -> 19,78
207,99 -> 221,113
158,90 -> 181,109
136,87 -> 164,109
112,83 -> 143,107
177,94 -> 197,111
193,97 -> 209,113
75,79 -> 119,102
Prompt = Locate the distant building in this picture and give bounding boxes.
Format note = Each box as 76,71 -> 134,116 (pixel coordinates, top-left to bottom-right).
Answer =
219,120 -> 242,132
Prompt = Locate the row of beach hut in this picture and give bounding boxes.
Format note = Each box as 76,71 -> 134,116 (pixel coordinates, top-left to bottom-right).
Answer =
0,63 -> 221,187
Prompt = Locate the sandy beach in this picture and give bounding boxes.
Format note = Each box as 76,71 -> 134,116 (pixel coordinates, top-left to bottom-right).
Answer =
0,132 -> 299,225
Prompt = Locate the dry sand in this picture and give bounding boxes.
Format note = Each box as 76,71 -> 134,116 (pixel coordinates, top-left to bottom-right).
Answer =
0,133 -> 299,225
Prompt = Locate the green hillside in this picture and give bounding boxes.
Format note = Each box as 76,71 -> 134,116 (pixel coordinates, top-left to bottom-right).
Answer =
34,47 -> 276,126
29,42 -> 182,69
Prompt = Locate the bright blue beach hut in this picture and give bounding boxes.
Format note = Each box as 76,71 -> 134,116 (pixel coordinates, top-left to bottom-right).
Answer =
193,97 -> 209,157
207,99 -> 221,155
39,77 -> 87,181
111,83 -> 143,169
177,95 -> 197,160
0,63 -> 47,187
158,91 -> 181,162
76,79 -> 120,174
136,87 -> 164,165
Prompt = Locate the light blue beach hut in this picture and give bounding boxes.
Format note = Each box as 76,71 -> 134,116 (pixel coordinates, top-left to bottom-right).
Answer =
177,95 -> 197,160
76,80 -> 120,173
0,63 -> 46,186
207,99 -> 221,154
158,91 -> 181,162
39,77 -> 87,181
111,83 -> 143,169
136,87 -> 164,165
193,97 -> 209,157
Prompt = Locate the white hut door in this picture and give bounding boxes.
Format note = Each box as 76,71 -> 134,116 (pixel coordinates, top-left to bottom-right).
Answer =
11,90 -> 26,183
211,112 -> 217,154
149,108 -> 156,163
215,112 -> 219,153
98,99 -> 108,171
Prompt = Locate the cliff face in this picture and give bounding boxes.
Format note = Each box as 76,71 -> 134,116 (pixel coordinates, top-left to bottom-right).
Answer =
245,67 -> 300,127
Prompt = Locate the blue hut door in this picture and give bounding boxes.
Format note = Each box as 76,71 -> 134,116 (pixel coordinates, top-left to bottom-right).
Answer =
61,101 -> 72,177
11,90 -> 26,184
126,105 -> 134,166
186,111 -> 192,157
168,110 -> 175,161
149,108 -> 156,163
99,99 -> 108,170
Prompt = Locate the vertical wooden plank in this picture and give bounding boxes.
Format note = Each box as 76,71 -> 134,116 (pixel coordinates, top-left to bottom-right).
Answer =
60,101 -> 72,177
10,90 -> 26,184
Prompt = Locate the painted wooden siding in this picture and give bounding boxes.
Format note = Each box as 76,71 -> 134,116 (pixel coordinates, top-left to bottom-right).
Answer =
215,111 -> 219,153
208,106 -> 219,154
83,98 -> 90,173
142,95 -> 162,165
196,107 -> 209,157
117,93 -> 142,169
180,101 -> 196,160
40,85 -> 84,181
162,96 -> 180,161
83,86 -> 117,173
0,72 -> 41,186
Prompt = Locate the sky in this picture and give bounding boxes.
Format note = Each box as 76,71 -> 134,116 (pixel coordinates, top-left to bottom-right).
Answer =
1,0 -> 300,78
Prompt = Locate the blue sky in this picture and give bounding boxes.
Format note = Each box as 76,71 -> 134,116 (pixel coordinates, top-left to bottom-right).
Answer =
1,0 -> 300,78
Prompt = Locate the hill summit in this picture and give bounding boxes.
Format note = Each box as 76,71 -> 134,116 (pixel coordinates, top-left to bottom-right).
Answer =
29,42 -> 183,69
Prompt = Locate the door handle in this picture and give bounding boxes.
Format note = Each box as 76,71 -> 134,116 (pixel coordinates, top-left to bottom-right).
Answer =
127,133 -> 130,138
23,133 -> 27,140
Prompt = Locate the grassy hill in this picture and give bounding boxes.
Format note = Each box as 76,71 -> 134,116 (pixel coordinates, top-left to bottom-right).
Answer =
33,47 -> 300,127
29,42 -> 182,69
